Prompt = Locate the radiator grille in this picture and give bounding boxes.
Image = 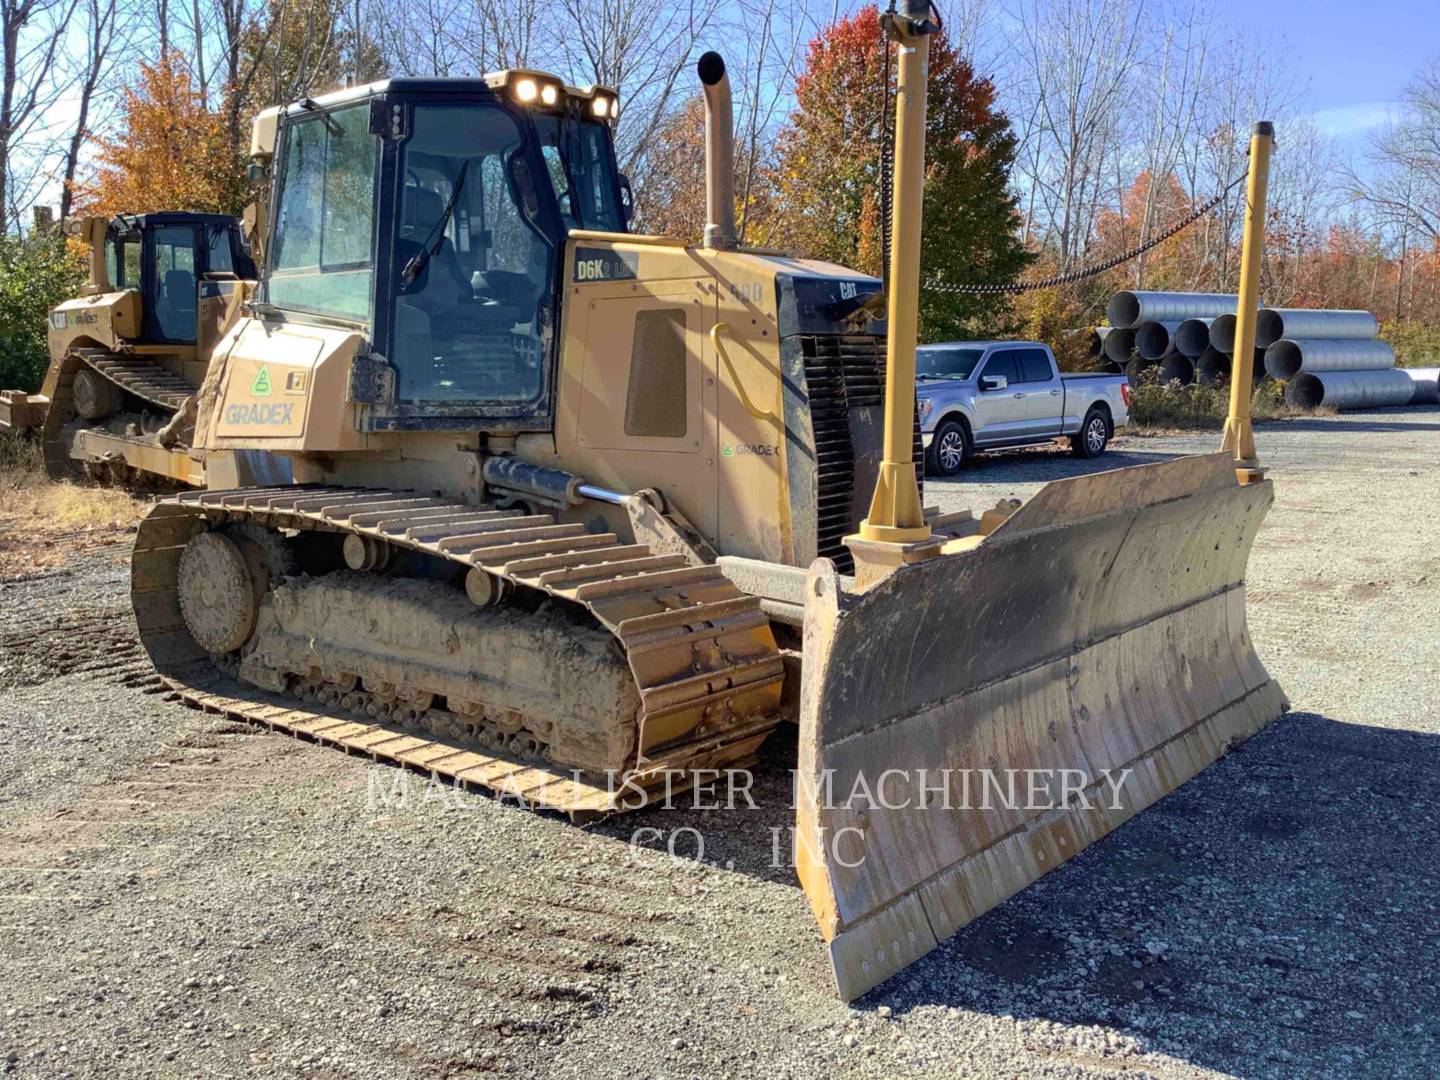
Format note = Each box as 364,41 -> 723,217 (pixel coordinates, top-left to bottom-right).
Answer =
800,334 -> 924,574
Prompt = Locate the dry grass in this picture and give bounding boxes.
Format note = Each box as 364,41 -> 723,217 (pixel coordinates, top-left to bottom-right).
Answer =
1128,371 -> 1332,434
0,431 -> 145,581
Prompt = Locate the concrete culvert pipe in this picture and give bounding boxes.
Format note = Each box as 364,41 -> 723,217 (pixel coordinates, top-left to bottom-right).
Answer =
1285,369 -> 1419,411
1255,308 -> 1379,348
1263,338 -> 1396,380
1136,321 -> 1181,360
1402,367 -> 1440,405
1159,352 -> 1195,386
1195,347 -> 1230,386
1103,327 -> 1135,364
1174,318 -> 1214,358
1105,291 -> 1242,330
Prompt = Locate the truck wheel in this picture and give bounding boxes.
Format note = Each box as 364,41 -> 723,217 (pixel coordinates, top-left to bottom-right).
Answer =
1072,408 -> 1110,458
927,419 -> 970,477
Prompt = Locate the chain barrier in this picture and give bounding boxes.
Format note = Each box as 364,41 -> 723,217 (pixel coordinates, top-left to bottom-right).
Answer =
924,167 -> 1251,296
874,0 -> 1245,300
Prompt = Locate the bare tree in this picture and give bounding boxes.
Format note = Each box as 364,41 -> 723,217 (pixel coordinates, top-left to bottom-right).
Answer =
58,0 -> 119,219
0,0 -> 78,230
1129,0 -> 1208,287
553,0 -> 720,176
1008,0 -> 1145,265
1352,59 -> 1440,245
374,0 -> 473,76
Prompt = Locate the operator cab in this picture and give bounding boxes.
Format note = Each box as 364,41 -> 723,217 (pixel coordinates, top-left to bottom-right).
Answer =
103,212 -> 256,345
261,75 -> 628,429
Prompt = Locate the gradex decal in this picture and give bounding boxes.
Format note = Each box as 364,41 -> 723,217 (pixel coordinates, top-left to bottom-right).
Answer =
251,365 -> 273,396
722,443 -> 779,457
225,402 -> 294,426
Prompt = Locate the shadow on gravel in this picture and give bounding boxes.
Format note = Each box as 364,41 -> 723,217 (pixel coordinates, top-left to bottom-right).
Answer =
928,447 -> 1186,487
865,710 -> 1440,1078
1265,414 -> 1440,435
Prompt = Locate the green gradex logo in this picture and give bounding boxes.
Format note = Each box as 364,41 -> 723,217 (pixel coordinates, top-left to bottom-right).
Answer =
251,365 -> 272,396
722,443 -> 735,457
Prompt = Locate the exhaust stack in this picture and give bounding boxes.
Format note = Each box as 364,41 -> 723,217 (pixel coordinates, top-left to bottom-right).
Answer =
696,51 -> 737,250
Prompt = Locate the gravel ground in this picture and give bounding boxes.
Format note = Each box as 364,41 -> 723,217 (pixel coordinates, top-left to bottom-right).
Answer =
1,408 -> 1438,1079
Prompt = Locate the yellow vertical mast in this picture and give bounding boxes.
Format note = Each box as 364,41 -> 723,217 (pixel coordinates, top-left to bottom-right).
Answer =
852,0 -> 938,553
1220,121 -> 1274,483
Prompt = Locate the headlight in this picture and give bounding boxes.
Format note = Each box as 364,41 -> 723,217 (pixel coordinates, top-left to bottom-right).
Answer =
919,398 -> 933,419
514,78 -> 539,103
540,84 -> 559,106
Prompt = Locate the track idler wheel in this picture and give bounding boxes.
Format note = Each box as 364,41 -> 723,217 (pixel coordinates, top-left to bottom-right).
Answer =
177,532 -> 261,653
342,533 -> 391,571
72,369 -> 120,420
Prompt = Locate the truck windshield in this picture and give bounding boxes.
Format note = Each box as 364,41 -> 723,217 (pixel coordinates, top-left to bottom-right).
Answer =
917,346 -> 985,380
392,102 -> 554,405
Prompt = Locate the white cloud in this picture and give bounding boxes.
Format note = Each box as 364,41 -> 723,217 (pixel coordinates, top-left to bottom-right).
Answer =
1312,101 -> 1399,137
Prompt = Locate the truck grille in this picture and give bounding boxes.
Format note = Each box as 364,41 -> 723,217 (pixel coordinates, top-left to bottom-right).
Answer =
800,334 -> 924,574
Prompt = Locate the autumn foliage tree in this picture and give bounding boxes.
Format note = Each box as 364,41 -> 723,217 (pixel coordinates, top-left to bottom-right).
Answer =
762,7 -> 1031,339
634,94 -> 775,242
78,54 -> 247,218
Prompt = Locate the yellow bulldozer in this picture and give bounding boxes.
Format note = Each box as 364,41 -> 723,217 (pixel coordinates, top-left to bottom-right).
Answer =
129,3 -> 1286,1000
6,210 -> 290,489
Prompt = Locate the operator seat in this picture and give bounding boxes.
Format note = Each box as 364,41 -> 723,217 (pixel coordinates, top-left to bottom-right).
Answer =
397,185 -> 473,307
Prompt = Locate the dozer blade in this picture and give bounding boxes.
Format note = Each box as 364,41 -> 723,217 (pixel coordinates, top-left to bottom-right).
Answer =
795,452 -> 1287,1000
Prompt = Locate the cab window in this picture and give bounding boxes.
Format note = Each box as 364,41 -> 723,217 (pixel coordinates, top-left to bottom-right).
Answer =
1017,348 -> 1053,383
105,234 -> 141,290
980,351 -> 1021,385
392,102 -> 554,405
208,228 -> 235,274
269,104 -> 379,322
532,114 -> 624,232
152,226 -> 198,341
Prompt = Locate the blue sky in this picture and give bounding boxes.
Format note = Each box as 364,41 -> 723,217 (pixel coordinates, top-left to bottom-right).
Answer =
1217,0 -> 1434,147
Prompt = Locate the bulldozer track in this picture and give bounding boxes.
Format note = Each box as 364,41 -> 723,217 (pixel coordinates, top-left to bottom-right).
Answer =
73,349 -> 192,412
131,484 -> 787,818
41,347 -> 192,480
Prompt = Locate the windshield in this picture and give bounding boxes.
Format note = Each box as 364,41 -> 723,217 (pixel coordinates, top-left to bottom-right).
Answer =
393,103 -> 554,405
917,346 -> 985,380
532,113 -> 624,232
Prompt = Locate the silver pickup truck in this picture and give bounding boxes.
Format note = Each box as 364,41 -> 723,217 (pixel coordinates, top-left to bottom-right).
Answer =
917,341 -> 1132,476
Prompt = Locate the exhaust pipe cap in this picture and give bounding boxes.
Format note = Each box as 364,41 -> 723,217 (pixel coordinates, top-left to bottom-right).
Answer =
697,51 -> 726,85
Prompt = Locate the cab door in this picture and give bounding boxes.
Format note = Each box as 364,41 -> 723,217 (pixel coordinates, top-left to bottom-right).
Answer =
972,349 -> 1028,443
144,224 -> 200,344
1018,347 -> 1064,436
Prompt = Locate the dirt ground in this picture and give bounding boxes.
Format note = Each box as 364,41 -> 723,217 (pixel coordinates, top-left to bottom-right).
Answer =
1,408 -> 1438,1079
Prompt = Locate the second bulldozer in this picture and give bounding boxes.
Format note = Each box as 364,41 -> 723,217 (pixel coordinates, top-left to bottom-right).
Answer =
34,212 -> 288,488
130,17 -> 1287,1001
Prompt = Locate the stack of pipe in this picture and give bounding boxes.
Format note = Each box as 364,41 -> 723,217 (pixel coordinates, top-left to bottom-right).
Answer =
1092,292 -> 1439,409
1251,308 -> 1423,411
1099,291 -> 1251,386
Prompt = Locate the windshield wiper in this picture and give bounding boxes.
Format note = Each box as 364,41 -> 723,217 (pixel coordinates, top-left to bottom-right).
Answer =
297,98 -> 342,135
401,161 -> 471,289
